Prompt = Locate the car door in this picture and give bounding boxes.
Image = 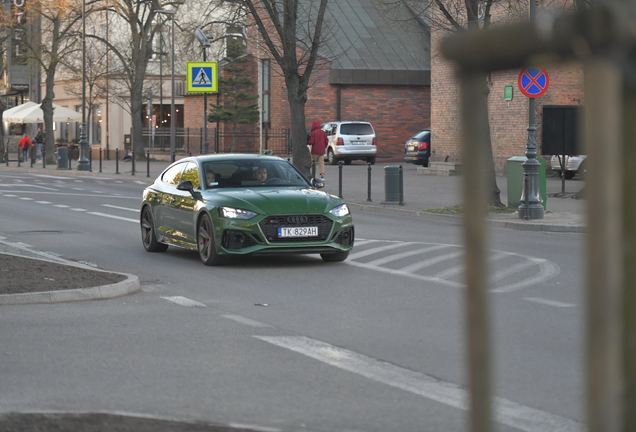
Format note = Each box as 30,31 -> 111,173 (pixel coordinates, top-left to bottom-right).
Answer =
154,162 -> 187,243
170,161 -> 202,247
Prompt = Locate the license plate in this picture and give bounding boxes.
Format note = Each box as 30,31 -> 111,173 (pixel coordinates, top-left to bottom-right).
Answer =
409,145 -> 418,151
278,226 -> 318,238
351,141 -> 365,145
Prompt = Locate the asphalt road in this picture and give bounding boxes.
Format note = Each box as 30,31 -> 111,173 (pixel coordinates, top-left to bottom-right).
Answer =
0,169 -> 585,432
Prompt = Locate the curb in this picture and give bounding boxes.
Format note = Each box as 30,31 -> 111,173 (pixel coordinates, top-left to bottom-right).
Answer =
0,252 -> 140,305
348,202 -> 585,233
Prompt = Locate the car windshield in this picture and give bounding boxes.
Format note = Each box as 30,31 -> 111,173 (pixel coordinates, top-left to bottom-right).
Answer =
340,123 -> 374,135
202,159 -> 310,189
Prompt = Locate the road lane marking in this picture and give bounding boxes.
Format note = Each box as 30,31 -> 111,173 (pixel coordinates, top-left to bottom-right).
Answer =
349,242 -> 415,260
222,315 -> 273,328
87,212 -> 138,223
367,244 -> 450,267
255,336 -> 581,432
161,296 -> 208,308
102,204 -> 139,212
54,204 -> 70,208
523,297 -> 576,308
35,201 -> 51,204
398,250 -> 463,273
71,208 -> 87,212
347,260 -> 463,287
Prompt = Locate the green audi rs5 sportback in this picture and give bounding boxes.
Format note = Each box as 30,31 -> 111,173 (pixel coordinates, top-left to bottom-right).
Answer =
140,154 -> 354,265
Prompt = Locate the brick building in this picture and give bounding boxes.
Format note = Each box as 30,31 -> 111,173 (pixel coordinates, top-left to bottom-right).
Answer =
185,0 -> 432,159
430,5 -> 584,172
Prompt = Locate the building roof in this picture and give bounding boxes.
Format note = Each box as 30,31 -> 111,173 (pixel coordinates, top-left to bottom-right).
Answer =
320,0 -> 431,85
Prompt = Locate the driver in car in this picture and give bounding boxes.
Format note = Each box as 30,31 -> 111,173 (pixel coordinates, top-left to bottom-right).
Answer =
252,166 -> 268,183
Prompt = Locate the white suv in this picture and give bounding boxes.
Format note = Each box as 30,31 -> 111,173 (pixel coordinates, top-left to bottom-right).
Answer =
321,121 -> 377,165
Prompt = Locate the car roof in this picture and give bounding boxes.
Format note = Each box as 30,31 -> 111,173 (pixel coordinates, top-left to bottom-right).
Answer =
170,154 -> 289,165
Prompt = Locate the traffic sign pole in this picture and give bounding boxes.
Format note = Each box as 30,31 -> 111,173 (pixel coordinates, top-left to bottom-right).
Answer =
517,67 -> 549,220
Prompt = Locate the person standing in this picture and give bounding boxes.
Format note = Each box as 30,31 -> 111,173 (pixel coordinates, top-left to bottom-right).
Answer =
33,127 -> 44,160
18,133 -> 31,163
307,120 -> 328,181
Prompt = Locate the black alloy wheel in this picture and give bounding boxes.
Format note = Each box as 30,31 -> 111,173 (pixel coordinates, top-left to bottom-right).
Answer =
197,213 -> 225,266
141,206 -> 168,252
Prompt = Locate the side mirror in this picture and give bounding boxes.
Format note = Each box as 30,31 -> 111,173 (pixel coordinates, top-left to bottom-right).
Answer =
310,178 -> 324,189
176,180 -> 194,192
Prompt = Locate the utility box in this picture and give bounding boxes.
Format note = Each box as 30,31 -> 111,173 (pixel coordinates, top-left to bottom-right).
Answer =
384,166 -> 401,203
506,156 -> 547,210
56,146 -> 68,170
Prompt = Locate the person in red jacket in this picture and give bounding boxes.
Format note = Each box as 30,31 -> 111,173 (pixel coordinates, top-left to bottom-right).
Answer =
18,133 -> 31,163
307,120 -> 328,181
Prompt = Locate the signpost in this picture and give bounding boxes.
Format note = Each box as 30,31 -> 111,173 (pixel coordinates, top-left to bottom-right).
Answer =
517,67 -> 549,220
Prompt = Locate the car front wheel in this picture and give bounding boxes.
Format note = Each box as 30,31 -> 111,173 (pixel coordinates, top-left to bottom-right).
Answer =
141,206 -> 168,252
197,213 -> 225,266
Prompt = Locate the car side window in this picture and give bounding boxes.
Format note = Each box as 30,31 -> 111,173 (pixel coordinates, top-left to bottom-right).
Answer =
180,162 -> 201,189
161,163 -> 186,185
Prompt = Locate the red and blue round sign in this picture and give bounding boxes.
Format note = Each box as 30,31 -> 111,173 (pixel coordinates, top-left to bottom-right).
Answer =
518,67 -> 549,98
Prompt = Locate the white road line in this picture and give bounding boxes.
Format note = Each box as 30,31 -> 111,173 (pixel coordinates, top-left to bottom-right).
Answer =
348,242 -> 415,260
19,197 -> 33,200
54,204 -> 70,208
523,297 -> 576,308
161,296 -> 208,308
491,260 -> 538,283
490,257 -> 560,293
367,244 -> 450,267
398,250 -> 463,273
102,204 -> 139,212
2,194 -> 16,197
222,315 -> 273,328
346,260 -> 462,287
87,212 -> 138,223
35,201 -> 51,204
255,336 -> 581,432
71,208 -> 87,212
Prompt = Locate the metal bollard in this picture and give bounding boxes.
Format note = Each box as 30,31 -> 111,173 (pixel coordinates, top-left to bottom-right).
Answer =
367,162 -> 372,202
68,150 -> 72,170
338,161 -> 343,199
311,160 -> 316,179
131,151 -> 136,176
115,148 -> 120,174
42,148 -> 46,169
89,148 -> 92,172
171,151 -> 176,163
399,165 -> 404,206
99,148 -> 102,173
30,147 -> 35,167
146,150 -> 150,177
5,148 -> 8,166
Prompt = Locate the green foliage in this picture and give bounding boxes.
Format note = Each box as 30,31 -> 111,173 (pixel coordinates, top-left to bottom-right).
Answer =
207,38 -> 259,128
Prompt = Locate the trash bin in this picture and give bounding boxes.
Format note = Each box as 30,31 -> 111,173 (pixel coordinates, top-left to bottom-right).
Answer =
56,146 -> 69,170
506,156 -> 546,210
384,166 -> 401,203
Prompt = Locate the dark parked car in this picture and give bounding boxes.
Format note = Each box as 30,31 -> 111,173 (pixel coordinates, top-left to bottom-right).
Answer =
140,154 -> 354,265
403,129 -> 431,166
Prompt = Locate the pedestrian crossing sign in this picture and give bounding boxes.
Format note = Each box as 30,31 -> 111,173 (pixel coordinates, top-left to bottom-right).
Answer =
186,62 -> 218,93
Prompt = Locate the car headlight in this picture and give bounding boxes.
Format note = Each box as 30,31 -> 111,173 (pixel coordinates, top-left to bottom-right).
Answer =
219,206 -> 257,219
329,204 -> 350,217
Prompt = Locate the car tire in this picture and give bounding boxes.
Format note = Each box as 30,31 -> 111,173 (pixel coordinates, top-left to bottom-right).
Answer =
328,149 -> 338,165
367,157 -> 376,165
197,213 -> 225,266
565,171 -> 575,180
344,159 -> 352,165
320,250 -> 350,262
141,206 -> 168,252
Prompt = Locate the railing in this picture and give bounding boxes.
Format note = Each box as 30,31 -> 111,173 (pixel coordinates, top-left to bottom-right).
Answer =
141,127 -> 292,156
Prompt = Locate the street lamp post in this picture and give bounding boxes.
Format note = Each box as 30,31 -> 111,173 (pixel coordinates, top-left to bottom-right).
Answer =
195,29 -> 211,154
77,0 -> 89,171
154,9 -> 176,162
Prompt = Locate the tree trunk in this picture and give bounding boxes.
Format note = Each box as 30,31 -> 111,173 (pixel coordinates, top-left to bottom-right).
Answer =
42,69 -> 57,165
482,77 -> 504,208
286,77 -> 311,177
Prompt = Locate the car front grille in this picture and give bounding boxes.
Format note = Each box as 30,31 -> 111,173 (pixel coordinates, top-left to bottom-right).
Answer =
259,215 -> 333,243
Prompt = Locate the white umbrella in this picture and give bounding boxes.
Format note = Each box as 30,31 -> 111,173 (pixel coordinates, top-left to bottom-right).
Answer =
3,102 -> 82,123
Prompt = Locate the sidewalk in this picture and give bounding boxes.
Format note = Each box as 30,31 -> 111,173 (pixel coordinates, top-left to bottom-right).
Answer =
0,154 -> 586,233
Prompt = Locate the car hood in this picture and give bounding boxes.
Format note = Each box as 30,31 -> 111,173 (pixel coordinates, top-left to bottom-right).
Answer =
203,187 -> 344,214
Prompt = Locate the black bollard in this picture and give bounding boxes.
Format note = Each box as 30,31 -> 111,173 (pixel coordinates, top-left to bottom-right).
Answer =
68,150 -> 72,170
99,148 -> 102,173
367,162 -> 372,202
131,151 -> 136,176
89,148 -> 92,172
42,148 -> 46,169
30,147 -> 35,167
398,165 -> 404,206
171,151 -> 176,163
115,148 -> 120,174
338,161 -> 343,199
146,150 -> 150,177
17,148 -> 21,167
311,160 -> 316,179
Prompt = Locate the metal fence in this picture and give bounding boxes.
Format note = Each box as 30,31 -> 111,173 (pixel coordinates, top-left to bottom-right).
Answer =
141,127 -> 292,156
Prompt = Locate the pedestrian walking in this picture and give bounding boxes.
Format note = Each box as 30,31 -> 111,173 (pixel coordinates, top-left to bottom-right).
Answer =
18,133 -> 31,163
307,120 -> 328,181
33,127 -> 44,160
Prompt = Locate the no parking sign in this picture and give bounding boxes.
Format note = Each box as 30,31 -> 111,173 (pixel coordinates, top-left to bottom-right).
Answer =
518,67 -> 549,98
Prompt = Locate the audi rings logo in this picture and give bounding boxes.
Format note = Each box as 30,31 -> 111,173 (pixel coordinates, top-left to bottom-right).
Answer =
287,216 -> 308,224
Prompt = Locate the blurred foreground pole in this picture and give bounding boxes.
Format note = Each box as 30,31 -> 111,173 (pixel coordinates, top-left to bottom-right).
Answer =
460,72 -> 493,432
